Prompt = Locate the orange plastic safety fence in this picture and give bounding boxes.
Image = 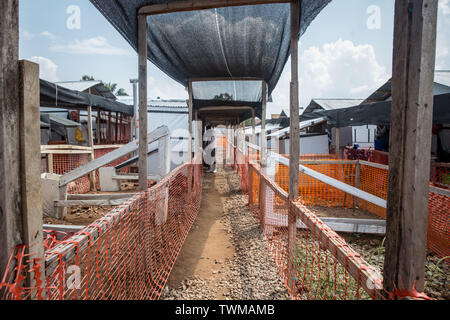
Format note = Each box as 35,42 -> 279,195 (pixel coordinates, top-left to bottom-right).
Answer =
243,159 -> 383,300
41,148 -> 131,195
427,190 -> 450,260
1,161 -> 203,300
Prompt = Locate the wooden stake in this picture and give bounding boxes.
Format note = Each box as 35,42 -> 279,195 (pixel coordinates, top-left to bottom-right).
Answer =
87,96 -> 97,191
288,0 -> 300,292
383,0 -> 438,296
138,14 -> 148,191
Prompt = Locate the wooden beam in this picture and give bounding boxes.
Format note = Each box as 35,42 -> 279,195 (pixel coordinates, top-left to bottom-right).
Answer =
139,0 -> 291,16
67,193 -> 136,200
54,199 -> 129,207
59,126 -> 169,187
288,0 -> 300,292
87,104 -> 97,191
335,127 -> 341,158
138,14 -> 148,191
383,0 -> 438,296
261,81 -> 267,167
0,0 -> 22,280
19,60 -> 45,297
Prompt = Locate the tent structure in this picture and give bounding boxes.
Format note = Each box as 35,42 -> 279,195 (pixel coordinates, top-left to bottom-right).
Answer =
300,93 -> 450,128
40,79 -> 134,116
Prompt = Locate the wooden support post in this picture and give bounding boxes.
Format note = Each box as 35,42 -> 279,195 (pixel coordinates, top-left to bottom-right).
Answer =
188,81 -> 193,194
87,98 -> 97,191
251,108 -> 256,161
261,81 -> 267,167
48,153 -> 54,173
383,0 -> 438,296
19,60 -> 45,296
354,160 -> 361,207
138,14 -> 148,191
0,0 -> 23,280
288,0 -> 300,293
335,127 -> 340,158
97,108 -> 101,144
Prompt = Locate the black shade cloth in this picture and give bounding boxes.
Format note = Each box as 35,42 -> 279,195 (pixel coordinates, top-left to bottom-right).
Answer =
40,79 -> 134,116
89,0 -> 330,117
300,93 -> 450,127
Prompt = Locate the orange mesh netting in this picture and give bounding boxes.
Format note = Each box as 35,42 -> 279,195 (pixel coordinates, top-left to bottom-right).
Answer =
1,160 -> 202,300
41,148 -> 131,195
243,159 -> 383,300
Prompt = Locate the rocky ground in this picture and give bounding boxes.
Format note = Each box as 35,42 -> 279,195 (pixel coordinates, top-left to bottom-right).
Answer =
342,233 -> 449,300
162,166 -> 290,300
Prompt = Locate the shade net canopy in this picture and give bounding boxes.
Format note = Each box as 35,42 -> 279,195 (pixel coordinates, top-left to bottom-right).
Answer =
300,93 -> 450,127
89,0 -> 331,120
40,79 -> 134,116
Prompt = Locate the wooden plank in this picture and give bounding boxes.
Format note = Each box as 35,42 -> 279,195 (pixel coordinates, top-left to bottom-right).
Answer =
54,199 -> 129,207
67,193 -> 136,200
138,14 -> 148,191
0,0 -> 23,280
429,186 -> 450,197
41,145 -> 93,151
41,149 -> 93,155
59,126 -> 169,187
139,0 -> 291,16
359,160 -> 389,170
19,60 -> 45,296
112,174 -> 161,181
94,144 -> 125,150
288,0 -> 300,292
383,0 -> 438,295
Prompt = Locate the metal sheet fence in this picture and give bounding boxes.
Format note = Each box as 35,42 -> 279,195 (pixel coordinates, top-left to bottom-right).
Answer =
1,159 -> 202,300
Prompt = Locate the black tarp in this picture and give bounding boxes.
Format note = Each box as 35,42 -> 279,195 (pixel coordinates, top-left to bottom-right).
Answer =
300,93 -> 450,127
89,0 -> 331,118
40,79 -> 134,116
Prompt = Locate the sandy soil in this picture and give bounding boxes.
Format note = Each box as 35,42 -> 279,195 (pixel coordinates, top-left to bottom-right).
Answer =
309,206 -> 384,220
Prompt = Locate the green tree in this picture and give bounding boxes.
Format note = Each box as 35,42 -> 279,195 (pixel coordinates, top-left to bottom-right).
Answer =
213,93 -> 233,101
81,75 -> 95,81
116,88 -> 129,96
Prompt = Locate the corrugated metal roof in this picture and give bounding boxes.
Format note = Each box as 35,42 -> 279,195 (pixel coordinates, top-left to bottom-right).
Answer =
311,99 -> 365,110
435,70 -> 450,88
267,117 -> 326,138
55,81 -> 117,100
48,114 -> 81,127
117,97 -> 188,111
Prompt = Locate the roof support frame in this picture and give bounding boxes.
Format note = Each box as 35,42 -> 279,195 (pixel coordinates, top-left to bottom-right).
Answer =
138,0 -> 292,16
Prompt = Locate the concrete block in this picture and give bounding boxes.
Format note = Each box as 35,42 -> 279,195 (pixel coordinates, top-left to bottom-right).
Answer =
99,167 -> 121,192
42,173 -> 67,219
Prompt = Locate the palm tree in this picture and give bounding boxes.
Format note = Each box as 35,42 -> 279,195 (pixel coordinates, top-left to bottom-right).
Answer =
116,88 -> 129,96
81,75 -> 95,81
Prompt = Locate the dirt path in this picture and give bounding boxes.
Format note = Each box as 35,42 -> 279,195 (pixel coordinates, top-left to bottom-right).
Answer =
162,166 -> 289,300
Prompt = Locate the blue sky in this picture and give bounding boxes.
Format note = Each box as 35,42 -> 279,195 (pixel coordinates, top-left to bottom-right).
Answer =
19,0 -> 450,115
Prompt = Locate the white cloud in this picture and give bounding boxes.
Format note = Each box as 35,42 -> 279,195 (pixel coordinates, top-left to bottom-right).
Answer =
270,39 -> 389,112
437,0 -> 450,69
50,37 -> 131,56
439,0 -> 450,15
27,56 -> 59,82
